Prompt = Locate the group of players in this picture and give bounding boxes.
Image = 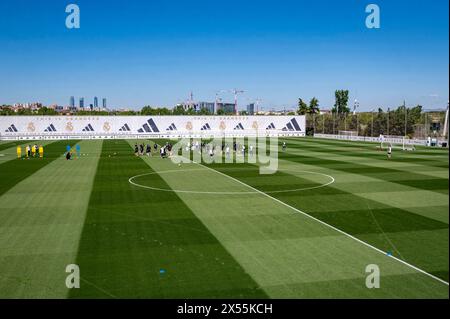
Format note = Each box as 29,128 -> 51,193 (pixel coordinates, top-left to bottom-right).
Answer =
133,140 -> 288,159
16,144 -> 44,159
134,142 -> 174,158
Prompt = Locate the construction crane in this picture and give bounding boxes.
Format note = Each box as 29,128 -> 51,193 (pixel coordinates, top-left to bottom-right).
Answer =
231,89 -> 245,115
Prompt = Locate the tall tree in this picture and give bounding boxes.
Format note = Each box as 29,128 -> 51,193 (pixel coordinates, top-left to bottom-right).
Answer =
309,97 -> 320,114
332,90 -> 350,114
297,98 -> 309,115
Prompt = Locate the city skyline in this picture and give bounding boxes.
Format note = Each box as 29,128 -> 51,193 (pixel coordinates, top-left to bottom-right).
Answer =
0,0 -> 448,111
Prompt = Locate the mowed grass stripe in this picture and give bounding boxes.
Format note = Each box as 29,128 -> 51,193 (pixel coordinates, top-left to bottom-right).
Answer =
0,140 -> 79,196
0,141 -> 33,152
281,138 -> 448,193
208,161 -> 449,283
0,141 -> 55,165
279,139 -> 449,220
290,138 -> 449,167
0,140 -> 102,298
279,142 -> 448,221
285,137 -> 449,171
138,141 -> 447,298
70,139 -> 265,298
272,140 -> 448,280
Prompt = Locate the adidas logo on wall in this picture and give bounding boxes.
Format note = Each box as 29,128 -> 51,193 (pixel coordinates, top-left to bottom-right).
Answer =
137,118 -> 160,133
166,123 -> 177,131
44,124 -> 57,132
200,123 -> 211,131
5,124 -> 18,132
82,124 -> 95,132
119,124 -> 131,132
266,123 -> 275,130
281,118 -> 302,131
233,123 -> 244,130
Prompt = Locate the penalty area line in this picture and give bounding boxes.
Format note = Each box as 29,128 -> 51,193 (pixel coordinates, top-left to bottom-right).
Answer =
189,159 -> 449,287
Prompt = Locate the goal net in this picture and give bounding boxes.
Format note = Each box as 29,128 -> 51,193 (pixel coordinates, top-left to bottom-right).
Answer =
338,130 -> 358,137
379,136 -> 415,151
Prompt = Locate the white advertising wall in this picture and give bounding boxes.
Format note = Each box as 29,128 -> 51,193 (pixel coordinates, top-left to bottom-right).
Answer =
0,115 -> 305,140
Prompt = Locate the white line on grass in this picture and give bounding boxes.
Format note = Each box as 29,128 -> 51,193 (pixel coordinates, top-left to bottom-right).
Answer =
128,168 -> 334,195
189,159 -> 449,287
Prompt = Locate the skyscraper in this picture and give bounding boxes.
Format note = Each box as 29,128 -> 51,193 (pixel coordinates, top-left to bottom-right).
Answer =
102,98 -> 107,109
70,96 -> 75,108
79,97 -> 84,109
247,103 -> 255,115
94,97 -> 98,109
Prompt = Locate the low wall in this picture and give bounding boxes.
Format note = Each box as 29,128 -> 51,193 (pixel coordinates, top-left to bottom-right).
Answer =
0,115 -> 305,140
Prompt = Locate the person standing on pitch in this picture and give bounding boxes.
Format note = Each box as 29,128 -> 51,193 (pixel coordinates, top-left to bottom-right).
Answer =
39,145 -> 44,158
26,145 -> 31,158
76,144 -> 81,158
66,144 -> 71,156
387,145 -> 392,159
16,145 -> 22,159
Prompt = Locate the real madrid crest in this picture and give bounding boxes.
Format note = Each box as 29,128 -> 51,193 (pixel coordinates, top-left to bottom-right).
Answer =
27,122 -> 35,132
186,121 -> 193,131
103,122 -> 111,132
66,122 -> 74,132
252,121 -> 258,130
219,121 -> 226,131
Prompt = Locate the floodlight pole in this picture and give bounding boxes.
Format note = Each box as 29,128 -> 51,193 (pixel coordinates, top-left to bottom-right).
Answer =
323,114 -> 325,134
333,113 -> 335,135
313,113 -> 316,135
387,108 -> 390,136
356,113 -> 359,136
371,109 -> 374,137
404,100 -> 407,137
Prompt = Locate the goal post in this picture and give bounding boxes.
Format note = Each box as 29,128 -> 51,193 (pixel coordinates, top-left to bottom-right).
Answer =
379,136 -> 415,151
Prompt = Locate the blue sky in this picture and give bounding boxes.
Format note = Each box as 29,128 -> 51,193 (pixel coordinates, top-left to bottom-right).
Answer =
0,0 -> 448,111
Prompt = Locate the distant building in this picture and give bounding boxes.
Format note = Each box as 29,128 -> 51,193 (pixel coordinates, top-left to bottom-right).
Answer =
94,97 -> 98,109
247,103 -> 255,115
198,102 -> 215,114
102,98 -> 107,109
89,104 -> 93,111
79,97 -> 85,109
70,96 -> 75,108
217,102 -> 235,114
12,102 -> 42,112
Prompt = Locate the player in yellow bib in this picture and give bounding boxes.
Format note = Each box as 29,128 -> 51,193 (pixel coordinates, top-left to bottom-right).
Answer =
39,145 -> 44,158
31,145 -> 36,157
16,145 -> 22,159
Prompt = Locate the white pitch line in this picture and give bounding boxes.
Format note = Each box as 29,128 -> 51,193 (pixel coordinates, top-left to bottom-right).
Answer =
128,168 -> 334,195
189,159 -> 449,287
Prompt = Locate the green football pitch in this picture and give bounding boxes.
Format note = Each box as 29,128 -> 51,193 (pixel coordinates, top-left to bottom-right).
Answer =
0,138 -> 448,298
